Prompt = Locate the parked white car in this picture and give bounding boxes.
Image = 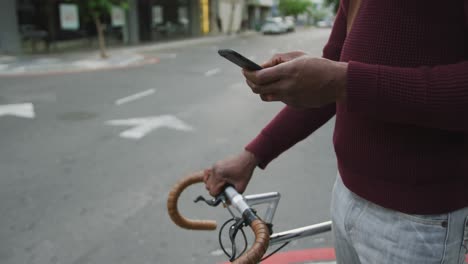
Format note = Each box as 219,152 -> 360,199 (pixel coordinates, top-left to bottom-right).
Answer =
316,18 -> 334,28
283,16 -> 296,32
261,17 -> 288,34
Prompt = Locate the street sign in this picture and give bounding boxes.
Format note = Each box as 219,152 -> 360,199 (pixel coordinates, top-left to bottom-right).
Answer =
152,6 -> 163,25
59,4 -> 79,30
112,6 -> 125,27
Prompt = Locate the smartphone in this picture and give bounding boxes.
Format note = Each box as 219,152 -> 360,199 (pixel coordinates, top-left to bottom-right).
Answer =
218,49 -> 263,71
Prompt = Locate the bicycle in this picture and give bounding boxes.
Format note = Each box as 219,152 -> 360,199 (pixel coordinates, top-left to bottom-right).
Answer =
167,170 -> 332,264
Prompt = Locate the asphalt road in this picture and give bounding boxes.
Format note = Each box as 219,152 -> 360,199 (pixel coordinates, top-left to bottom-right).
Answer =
0,28 -> 337,264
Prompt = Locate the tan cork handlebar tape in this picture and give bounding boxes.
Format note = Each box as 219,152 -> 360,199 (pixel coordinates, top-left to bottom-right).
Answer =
167,171 -> 270,263
233,219 -> 270,264
167,171 -> 217,230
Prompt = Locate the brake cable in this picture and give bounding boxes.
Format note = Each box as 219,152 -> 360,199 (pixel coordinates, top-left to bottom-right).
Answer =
219,218 -> 248,261
195,194 -> 289,262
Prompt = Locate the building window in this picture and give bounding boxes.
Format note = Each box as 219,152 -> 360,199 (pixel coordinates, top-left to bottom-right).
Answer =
138,0 -> 191,42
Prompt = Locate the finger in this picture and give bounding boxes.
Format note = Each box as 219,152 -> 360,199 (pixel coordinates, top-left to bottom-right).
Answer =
203,169 -> 210,183
247,79 -> 277,95
249,78 -> 290,96
260,93 -> 280,102
209,181 -> 226,197
261,52 -> 294,68
247,79 -> 282,96
261,51 -> 307,68
246,79 -> 260,93
232,182 -> 247,194
243,66 -> 282,86
261,53 -> 285,68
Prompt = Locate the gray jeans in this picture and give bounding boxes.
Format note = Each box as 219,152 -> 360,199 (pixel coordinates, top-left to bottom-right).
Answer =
331,175 -> 468,264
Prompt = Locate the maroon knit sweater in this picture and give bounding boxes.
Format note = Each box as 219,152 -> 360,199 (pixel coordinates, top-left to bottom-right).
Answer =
246,0 -> 468,214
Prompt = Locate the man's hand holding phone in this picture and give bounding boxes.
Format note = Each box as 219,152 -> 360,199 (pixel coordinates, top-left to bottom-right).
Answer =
242,52 -> 348,108
218,49 -> 347,108
259,51 -> 307,68
248,51 -> 307,101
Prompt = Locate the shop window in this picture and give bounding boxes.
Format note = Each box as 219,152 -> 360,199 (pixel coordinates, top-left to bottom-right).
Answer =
139,0 -> 191,42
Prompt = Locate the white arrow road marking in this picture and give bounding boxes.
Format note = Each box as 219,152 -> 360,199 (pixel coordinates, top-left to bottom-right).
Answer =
158,53 -> 177,59
106,115 -> 194,139
0,103 -> 35,118
115,89 -> 155,105
205,68 -> 221,77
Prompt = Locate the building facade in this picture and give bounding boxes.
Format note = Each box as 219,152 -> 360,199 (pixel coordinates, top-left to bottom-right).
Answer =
0,0 -> 223,54
246,0 -> 274,30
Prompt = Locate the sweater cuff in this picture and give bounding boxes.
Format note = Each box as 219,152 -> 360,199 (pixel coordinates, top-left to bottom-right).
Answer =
346,61 -> 380,114
245,132 -> 277,169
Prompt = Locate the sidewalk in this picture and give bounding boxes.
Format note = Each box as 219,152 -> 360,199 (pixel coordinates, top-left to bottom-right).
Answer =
0,31 -> 257,77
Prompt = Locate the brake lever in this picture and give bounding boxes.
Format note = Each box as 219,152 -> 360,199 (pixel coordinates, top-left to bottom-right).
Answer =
229,217 -> 247,261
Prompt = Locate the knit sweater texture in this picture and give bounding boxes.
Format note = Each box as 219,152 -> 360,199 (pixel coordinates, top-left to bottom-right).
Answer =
246,0 -> 468,214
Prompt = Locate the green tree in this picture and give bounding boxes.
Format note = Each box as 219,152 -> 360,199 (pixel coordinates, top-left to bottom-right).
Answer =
324,0 -> 340,14
68,0 -> 128,58
278,0 -> 312,18
309,7 -> 328,25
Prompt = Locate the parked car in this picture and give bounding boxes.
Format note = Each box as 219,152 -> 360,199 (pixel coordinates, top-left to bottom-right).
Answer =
261,17 -> 288,34
316,18 -> 334,28
283,16 -> 296,32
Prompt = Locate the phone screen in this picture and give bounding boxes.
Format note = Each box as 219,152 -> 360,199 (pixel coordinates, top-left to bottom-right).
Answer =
218,49 -> 262,71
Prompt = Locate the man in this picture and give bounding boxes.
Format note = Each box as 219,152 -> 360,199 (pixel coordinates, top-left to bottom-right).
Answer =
204,0 -> 468,263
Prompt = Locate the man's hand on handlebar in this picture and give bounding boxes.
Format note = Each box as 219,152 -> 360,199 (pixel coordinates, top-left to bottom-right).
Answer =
204,150 -> 259,197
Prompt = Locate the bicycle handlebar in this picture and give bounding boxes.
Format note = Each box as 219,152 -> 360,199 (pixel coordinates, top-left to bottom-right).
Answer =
167,171 -> 270,264
167,171 -> 217,230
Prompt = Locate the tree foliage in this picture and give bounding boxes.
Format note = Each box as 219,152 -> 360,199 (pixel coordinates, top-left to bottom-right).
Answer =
309,8 -> 328,24
278,0 -> 312,17
323,0 -> 340,14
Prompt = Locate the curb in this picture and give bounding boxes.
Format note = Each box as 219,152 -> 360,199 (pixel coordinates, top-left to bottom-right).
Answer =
0,56 -> 160,77
0,31 -> 258,77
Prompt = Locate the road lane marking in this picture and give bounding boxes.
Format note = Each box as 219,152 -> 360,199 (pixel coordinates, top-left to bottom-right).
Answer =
115,89 -> 155,106
106,115 -> 193,139
158,53 -> 177,59
205,68 -> 221,77
0,103 -> 35,118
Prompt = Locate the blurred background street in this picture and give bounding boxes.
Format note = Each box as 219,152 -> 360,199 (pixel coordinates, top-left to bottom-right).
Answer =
0,27 -> 338,264
1,0 -> 342,263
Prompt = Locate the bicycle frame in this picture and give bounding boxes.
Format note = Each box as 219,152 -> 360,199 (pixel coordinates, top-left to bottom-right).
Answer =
167,171 -> 332,264
224,186 -> 332,246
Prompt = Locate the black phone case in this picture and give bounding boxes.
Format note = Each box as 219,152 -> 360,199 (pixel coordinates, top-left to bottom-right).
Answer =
218,49 -> 263,71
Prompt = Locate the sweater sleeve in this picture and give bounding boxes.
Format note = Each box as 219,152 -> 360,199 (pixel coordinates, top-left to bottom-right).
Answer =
322,1 -> 347,61
244,1 -> 348,169
246,104 -> 336,169
346,60 -> 468,131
